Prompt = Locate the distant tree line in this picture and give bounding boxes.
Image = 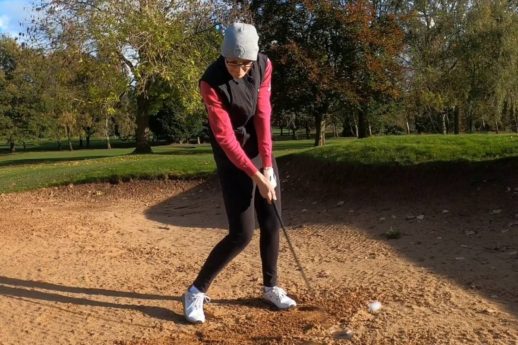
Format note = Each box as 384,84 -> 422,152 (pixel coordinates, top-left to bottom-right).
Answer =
0,0 -> 517,152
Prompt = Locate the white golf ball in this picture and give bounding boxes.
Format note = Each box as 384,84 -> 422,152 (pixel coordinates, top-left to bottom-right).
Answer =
368,300 -> 382,313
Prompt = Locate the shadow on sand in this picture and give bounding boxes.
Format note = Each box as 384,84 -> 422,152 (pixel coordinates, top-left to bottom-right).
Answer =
0,276 -> 278,324
0,276 -> 185,323
144,156 -> 518,321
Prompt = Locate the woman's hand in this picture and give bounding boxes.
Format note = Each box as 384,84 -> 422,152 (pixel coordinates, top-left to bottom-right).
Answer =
252,170 -> 277,204
262,167 -> 277,189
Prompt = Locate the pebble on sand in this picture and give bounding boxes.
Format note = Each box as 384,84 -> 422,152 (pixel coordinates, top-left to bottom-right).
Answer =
368,300 -> 382,313
332,329 -> 353,340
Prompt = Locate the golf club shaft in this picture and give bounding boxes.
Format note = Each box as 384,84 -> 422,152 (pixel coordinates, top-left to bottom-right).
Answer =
272,202 -> 312,291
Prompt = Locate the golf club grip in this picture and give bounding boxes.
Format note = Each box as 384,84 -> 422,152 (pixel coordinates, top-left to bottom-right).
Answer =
272,203 -> 312,291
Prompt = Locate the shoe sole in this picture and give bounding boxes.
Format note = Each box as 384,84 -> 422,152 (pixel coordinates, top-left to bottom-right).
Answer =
263,298 -> 297,310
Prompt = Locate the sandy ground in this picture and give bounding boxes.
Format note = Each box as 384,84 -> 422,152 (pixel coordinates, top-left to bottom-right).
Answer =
1,166 -> 518,345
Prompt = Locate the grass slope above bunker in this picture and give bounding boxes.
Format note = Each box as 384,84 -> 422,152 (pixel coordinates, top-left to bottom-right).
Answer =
300,134 -> 518,166
278,134 -> 518,195
0,134 -> 517,194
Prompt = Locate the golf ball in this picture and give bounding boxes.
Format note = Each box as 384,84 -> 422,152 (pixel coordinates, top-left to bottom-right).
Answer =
368,300 -> 382,313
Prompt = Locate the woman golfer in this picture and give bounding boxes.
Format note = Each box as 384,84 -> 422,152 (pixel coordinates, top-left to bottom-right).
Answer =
182,23 -> 297,323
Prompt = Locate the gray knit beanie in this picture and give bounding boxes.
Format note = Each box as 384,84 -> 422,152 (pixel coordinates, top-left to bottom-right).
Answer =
221,23 -> 259,61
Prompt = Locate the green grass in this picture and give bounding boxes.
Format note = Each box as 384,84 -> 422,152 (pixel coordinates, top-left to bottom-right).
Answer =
0,141 -> 312,193
299,134 -> 518,166
0,134 -> 517,194
0,138 -> 139,152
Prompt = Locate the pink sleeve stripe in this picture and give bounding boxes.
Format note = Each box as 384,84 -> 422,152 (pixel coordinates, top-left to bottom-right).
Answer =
254,58 -> 273,168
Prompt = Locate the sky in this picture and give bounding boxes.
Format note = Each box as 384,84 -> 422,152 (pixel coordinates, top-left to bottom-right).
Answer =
0,0 -> 34,38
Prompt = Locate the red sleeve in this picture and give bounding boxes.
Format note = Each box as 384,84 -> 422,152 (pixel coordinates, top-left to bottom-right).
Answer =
200,81 -> 258,177
254,58 -> 273,168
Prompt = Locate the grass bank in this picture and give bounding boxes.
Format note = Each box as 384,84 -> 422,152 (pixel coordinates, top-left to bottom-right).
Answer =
299,134 -> 518,166
280,134 -> 518,195
0,141 -> 313,193
1,135 -> 516,194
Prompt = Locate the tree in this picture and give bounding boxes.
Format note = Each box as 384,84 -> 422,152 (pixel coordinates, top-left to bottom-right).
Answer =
81,52 -> 130,149
39,50 -> 83,150
403,0 -> 470,134
31,0 -> 221,153
455,0 -> 518,133
149,99 -> 205,144
252,0 -> 404,145
0,36 -> 47,152
402,0 -> 518,134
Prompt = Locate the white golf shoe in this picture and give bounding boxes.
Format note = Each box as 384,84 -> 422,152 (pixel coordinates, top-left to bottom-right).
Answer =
182,287 -> 210,323
263,286 -> 297,309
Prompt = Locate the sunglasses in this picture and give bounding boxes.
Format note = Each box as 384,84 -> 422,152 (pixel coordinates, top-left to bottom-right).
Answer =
225,59 -> 254,69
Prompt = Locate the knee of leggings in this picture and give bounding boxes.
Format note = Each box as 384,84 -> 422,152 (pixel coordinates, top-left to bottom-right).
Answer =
228,231 -> 253,249
260,218 -> 280,233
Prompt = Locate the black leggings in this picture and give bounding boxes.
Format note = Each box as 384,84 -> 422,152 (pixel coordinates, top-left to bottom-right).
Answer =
192,156 -> 281,293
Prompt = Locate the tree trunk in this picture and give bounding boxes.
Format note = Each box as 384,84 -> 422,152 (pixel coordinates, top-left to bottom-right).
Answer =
86,135 -> 91,148
453,106 -> 460,134
9,141 -> 15,153
197,137 -> 201,145
134,92 -> 152,153
314,104 -> 328,146
494,119 -> 499,134
352,114 -> 359,137
280,126 -> 284,136
341,118 -> 348,137
513,104 -> 518,133
291,127 -> 297,140
406,119 -> 410,134
22,142 -> 26,151
105,117 -> 112,149
358,106 -> 369,138
441,112 -> 447,135
66,126 -> 73,151
305,122 -> 311,139
320,120 -> 326,146
314,112 -> 323,146
79,135 -> 84,148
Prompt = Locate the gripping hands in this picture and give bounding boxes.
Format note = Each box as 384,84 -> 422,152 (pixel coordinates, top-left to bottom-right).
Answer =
252,167 -> 277,204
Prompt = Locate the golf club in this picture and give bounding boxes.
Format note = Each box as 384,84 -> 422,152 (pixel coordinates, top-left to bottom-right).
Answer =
272,202 -> 312,292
